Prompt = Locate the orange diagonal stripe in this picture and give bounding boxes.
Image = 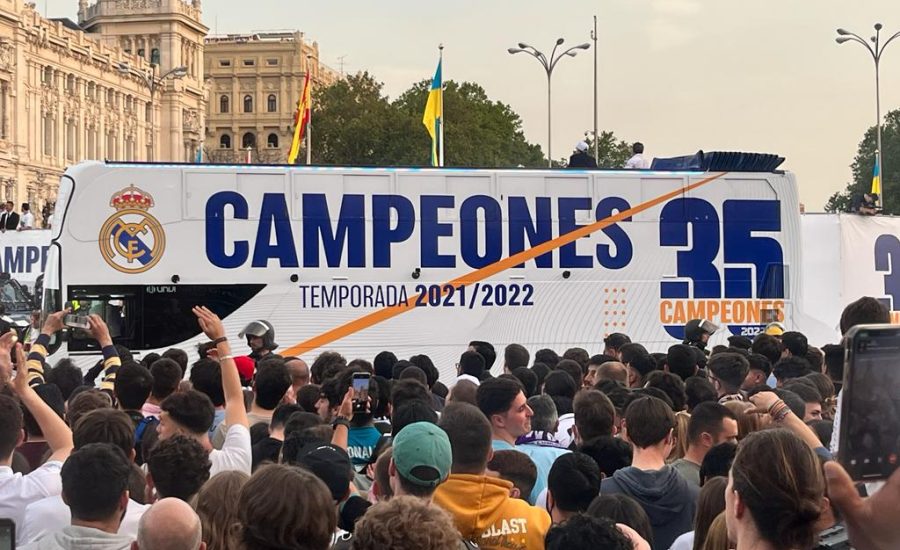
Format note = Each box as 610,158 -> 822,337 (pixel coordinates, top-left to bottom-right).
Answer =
280,172 -> 727,355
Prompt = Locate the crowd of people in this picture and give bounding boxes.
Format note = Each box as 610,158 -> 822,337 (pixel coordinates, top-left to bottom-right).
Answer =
1,298 -> 899,550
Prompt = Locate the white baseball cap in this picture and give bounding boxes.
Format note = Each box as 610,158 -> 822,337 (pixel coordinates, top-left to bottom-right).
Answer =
576,141 -> 589,152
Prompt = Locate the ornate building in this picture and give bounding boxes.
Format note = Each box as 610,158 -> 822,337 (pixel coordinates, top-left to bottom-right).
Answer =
0,0 -> 206,223
204,31 -> 339,164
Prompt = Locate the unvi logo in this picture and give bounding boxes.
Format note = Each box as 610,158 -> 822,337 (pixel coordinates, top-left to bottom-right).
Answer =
658,198 -> 786,340
874,234 -> 900,324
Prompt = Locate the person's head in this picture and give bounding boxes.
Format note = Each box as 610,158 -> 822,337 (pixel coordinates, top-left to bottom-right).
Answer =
531,362 -> 551,391
687,402 -> 739,458
188,358 -> 225,408
446,379 -> 478,405
805,346 -> 824,372
723,401 -> 763,441
296,383 -> 321,413
555,359 -> 584,388
408,354 -> 439,389
535,348 -> 560,368
586,494 -> 653,547
46,360 -> 84,401
373,351 -> 397,379
21,202 -> 29,212
584,354 -> 615,387
372,447 -> 394,502
486,449 -> 537,500
476,377 -> 531,440
726,429 -> 823,549
67,389 -> 113,427
707,352 -> 750,397
158,390 -> 215,439
510,367 -> 538,397
603,333 -> 632,360
159,348 -> 188,379
294,442 -> 353,503
61,443 -> 131,525
821,343 -> 845,390
135,497 -> 205,550
751,333 -> 783,364
619,343 -> 653,388
146,435 -> 211,501
390,378 -> 431,411
563,347 -> 590,372
631,142 -> 644,155
438,402 -> 492,474
547,452 -> 601,523
195,471 -> 249,550
804,372 -> 836,417
4,201 -> 12,210
315,377 -> 342,422
773,356 -> 812,386
310,351 -> 346,385
457,350 -> 485,379
623,396 -> 675,450
782,380 -> 823,422
684,376 -> 717,412
114,362 -> 153,411
390,421 -> 452,498
352,496 -> 460,550
391,399 -> 438,436
73,408 -> 135,459
526,394 -> 558,433
253,358 -> 291,410
542,370 -> 578,402
504,343 -> 530,373
578,435 -> 632,478
399,366 -> 428,386
545,514 -> 632,550
468,340 -> 497,370
665,344 -> 698,381
593,361 -> 628,386
741,353 -> 772,391
573,389 -> 615,444
237,464 -> 335,550
149,358 -> 182,401
840,296 -> 890,335
644,370 -> 687,412
285,357 -> 310,389
700,441 -> 737,486
781,331 -> 808,358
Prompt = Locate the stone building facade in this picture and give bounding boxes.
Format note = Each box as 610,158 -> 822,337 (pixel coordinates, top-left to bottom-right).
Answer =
204,31 -> 339,164
0,0 -> 207,224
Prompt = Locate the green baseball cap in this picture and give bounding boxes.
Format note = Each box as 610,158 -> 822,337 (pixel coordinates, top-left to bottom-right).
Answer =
392,421 -> 452,488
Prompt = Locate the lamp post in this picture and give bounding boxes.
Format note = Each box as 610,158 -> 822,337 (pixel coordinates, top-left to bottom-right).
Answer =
509,38 -> 590,167
118,62 -> 188,162
836,24 -> 900,207
591,15 -> 599,165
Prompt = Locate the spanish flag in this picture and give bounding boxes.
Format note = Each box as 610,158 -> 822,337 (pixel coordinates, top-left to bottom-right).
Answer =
288,72 -> 312,164
422,60 -> 443,167
872,153 -> 882,195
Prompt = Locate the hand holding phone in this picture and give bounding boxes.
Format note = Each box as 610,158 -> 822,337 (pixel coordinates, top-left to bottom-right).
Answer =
64,314 -> 91,330
0,517 -> 15,550
352,372 -> 371,414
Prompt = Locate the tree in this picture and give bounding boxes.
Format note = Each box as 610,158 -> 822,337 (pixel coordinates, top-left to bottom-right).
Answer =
826,108 -> 900,214
555,132 -> 634,169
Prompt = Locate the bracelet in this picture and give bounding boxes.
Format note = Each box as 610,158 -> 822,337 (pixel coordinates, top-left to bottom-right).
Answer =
769,402 -> 787,419
332,418 -> 350,430
767,399 -> 785,414
212,337 -> 228,346
218,355 -> 234,361
773,406 -> 791,423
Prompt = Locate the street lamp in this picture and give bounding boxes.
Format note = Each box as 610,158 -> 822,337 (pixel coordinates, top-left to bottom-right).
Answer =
508,38 -> 591,167
118,62 -> 188,162
835,23 -> 900,207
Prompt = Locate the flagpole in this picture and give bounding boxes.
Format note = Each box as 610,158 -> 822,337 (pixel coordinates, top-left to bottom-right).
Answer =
438,44 -> 444,168
307,55 -> 313,165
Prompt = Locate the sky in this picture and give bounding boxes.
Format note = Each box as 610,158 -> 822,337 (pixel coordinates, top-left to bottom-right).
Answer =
45,0 -> 900,210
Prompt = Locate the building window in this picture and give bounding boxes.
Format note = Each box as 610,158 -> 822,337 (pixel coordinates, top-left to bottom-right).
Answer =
243,59 -> 255,67
241,132 -> 255,149
42,66 -> 53,85
219,59 -> 231,67
267,94 -> 277,113
243,95 -> 253,113
266,58 -> 278,66
137,48 -> 145,58
151,48 -> 160,65
220,95 -> 229,113
43,116 -> 53,156
267,133 -> 279,148
220,134 -> 232,149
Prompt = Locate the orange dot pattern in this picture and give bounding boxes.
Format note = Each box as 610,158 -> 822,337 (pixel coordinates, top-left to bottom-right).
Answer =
602,287 -> 628,336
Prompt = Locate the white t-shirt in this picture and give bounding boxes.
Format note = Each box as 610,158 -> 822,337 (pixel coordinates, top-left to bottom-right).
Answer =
209,424 -> 252,476
22,495 -> 148,544
668,531 -> 694,550
20,211 -> 34,229
0,461 -> 63,545
625,153 -> 649,169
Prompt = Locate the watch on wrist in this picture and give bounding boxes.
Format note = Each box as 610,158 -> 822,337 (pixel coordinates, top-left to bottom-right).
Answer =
332,418 -> 350,429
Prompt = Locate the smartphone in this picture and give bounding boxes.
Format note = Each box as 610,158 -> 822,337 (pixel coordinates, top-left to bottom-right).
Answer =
352,372 -> 371,414
0,518 -> 14,550
64,314 -> 90,330
838,324 -> 900,481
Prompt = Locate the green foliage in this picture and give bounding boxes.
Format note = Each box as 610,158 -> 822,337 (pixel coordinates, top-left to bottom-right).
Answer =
826,109 -> 900,214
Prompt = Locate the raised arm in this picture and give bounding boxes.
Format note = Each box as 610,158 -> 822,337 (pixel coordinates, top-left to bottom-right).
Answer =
10,341 -> 72,462
24,309 -> 69,387
749,391 -> 825,453
193,306 -> 248,429
86,315 -> 120,394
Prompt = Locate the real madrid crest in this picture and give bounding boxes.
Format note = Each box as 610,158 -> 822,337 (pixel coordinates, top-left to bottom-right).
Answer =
99,185 -> 166,274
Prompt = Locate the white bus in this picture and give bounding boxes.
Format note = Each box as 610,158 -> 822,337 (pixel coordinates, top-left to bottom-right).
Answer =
43,161 -> 817,378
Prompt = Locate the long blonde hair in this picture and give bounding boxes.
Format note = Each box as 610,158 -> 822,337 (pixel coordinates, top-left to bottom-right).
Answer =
669,410 -> 691,461
196,470 -> 250,550
700,512 -> 731,550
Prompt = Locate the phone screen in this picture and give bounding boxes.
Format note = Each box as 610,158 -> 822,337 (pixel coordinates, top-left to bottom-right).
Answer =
840,327 -> 900,480
0,519 -> 14,550
353,375 -> 370,403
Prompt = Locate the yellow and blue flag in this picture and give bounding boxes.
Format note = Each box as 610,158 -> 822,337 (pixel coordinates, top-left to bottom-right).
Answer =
422,60 -> 442,167
872,154 -> 882,195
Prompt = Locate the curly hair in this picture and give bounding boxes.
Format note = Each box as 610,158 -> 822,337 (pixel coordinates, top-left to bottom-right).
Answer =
146,435 -> 211,501
196,471 -> 250,550
351,496 -> 459,550
238,464 -> 335,550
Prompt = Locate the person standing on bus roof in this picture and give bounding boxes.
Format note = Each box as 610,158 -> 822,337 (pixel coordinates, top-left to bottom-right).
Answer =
239,320 -> 277,363
624,142 -> 650,169
18,203 -> 34,231
568,141 -> 597,169
2,201 -> 19,232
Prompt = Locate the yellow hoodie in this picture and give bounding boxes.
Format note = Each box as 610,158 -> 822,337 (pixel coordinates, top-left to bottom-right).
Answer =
433,473 -> 552,550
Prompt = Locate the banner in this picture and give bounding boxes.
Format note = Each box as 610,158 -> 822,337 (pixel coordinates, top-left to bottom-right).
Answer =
840,214 -> 900,324
0,230 -> 52,290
